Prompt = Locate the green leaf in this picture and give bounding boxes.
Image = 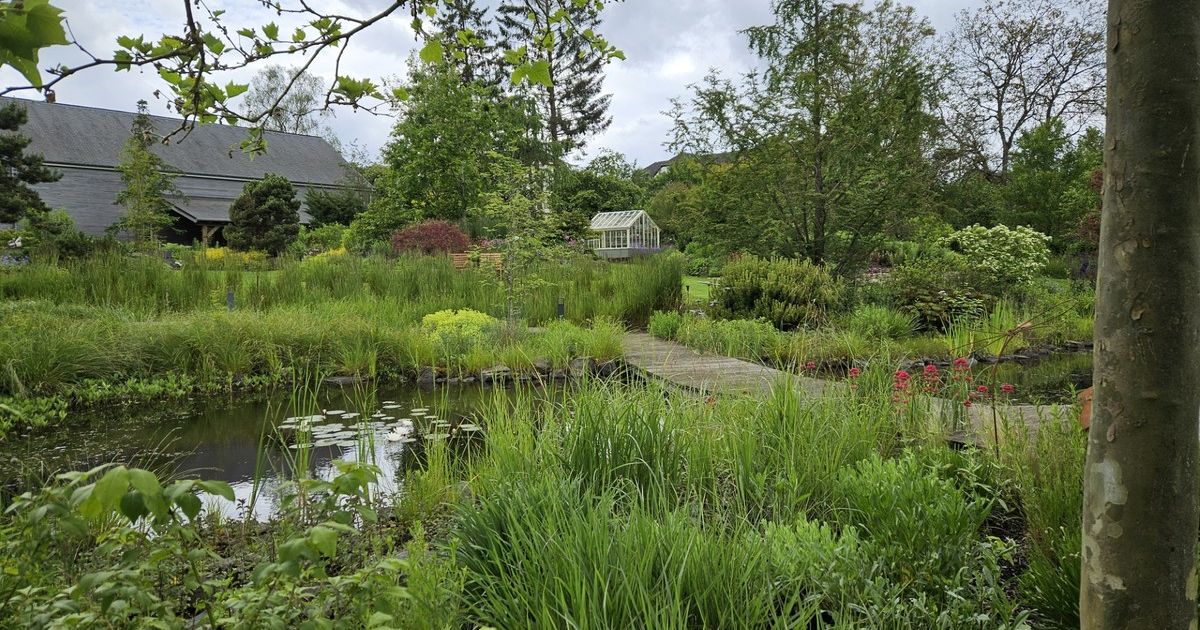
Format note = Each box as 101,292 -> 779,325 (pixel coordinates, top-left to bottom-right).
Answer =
80,466 -> 129,519
262,22 -> 280,40
225,81 -> 249,99
236,27 -> 255,39
391,86 -> 409,102
526,60 -> 552,87
23,1 -> 69,47
176,492 -> 201,521
202,32 -> 226,55
419,39 -> 443,64
423,5 -> 436,17
119,492 -> 147,523
291,27 -> 306,43
128,468 -> 160,497
196,480 -> 235,502
308,524 -> 338,557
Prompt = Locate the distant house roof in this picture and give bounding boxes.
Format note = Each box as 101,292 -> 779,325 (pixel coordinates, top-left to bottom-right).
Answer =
640,151 -> 735,177
590,210 -> 647,230
8,97 -> 354,186
1,96 -> 366,237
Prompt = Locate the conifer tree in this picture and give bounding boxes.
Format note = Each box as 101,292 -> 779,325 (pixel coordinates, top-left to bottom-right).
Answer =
496,0 -> 611,154
0,102 -> 60,225
435,0 -> 503,89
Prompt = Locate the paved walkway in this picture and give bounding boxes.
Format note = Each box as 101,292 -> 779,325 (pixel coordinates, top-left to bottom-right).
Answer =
622,332 -> 1072,445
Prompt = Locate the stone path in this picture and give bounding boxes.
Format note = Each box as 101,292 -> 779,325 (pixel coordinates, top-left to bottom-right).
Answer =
621,332 -> 1073,445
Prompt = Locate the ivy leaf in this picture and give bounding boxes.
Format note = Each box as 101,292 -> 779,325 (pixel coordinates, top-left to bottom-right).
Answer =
419,39 -> 442,64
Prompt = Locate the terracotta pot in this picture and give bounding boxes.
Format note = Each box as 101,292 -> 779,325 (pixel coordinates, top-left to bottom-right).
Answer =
1078,386 -> 1094,430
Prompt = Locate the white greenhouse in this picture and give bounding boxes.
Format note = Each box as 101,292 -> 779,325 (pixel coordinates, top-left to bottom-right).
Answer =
587,210 -> 661,260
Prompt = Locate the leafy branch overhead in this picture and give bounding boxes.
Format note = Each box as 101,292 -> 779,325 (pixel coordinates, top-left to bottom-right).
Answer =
0,0 -> 623,153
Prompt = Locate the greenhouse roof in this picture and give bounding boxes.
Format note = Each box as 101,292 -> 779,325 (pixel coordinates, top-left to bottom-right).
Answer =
590,210 -> 644,230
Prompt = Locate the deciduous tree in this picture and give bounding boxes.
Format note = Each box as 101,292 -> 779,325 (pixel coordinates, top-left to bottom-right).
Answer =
112,100 -> 181,246
942,0 -> 1105,178
671,0 -> 940,271
1082,1 -> 1200,627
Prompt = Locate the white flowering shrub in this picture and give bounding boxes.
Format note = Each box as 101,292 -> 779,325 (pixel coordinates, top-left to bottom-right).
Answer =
940,224 -> 1051,294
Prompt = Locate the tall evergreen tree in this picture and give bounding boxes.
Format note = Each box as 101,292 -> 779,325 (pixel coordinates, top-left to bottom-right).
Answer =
497,0 -> 611,154
0,102 -> 60,225
434,0 -> 503,88
113,100 -> 181,246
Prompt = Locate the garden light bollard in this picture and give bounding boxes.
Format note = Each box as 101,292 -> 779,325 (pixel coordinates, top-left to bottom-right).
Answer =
557,297 -> 565,320
226,287 -> 235,311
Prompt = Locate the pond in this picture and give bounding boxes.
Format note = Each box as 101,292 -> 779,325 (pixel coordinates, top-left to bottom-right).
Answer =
969,351 -> 1093,405
0,383 -> 555,520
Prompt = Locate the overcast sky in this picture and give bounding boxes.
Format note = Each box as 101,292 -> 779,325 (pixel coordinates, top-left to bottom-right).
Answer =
2,0 -> 984,167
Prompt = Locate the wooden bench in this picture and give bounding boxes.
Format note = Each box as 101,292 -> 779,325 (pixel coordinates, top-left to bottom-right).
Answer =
451,252 -> 503,270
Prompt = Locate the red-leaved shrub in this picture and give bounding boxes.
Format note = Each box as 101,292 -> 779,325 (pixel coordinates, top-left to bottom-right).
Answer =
391,220 -> 470,255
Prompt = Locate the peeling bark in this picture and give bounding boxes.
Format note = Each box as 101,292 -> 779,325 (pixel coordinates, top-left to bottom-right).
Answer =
1081,1 -> 1200,628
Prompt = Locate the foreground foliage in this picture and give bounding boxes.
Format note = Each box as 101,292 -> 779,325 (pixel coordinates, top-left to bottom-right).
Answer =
0,376 -> 1094,627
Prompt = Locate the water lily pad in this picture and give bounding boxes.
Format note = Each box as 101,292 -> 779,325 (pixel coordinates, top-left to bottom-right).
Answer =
326,410 -> 347,416
342,412 -> 361,419
424,433 -> 450,440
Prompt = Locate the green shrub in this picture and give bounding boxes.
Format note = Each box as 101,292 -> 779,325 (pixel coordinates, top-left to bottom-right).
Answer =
296,224 -> 348,254
941,224 -> 1051,295
830,452 -> 993,592
712,256 -> 846,330
225,174 -> 301,256
421,308 -> 498,356
886,258 -> 985,331
845,304 -> 916,339
647,310 -> 684,340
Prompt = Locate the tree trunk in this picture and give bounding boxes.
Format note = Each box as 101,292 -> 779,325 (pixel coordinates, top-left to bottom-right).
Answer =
1081,2 -> 1200,628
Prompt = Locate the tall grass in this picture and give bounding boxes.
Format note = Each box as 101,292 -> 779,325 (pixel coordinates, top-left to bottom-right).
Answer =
0,252 -> 682,326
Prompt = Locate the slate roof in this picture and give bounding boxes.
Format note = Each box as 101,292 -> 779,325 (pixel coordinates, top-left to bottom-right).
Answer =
3,96 -> 355,186
640,151 -> 736,177
590,210 -> 646,230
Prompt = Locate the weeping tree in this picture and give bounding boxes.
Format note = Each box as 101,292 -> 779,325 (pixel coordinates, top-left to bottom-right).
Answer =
1081,1 -> 1200,628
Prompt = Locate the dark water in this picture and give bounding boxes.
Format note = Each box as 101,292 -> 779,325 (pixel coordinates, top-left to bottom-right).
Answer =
0,383 -> 548,519
970,351 -> 1093,405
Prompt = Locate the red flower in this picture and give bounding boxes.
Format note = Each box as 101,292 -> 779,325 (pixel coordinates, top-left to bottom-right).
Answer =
848,367 -> 861,378
977,385 -> 989,394
894,369 -> 910,381
1000,383 -> 1016,394
953,357 -> 969,369
805,361 -> 817,371
963,399 -> 973,408
923,364 -> 938,375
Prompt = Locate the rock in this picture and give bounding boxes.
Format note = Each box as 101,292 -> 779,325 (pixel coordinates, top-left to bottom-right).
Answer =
595,360 -> 619,377
533,358 -> 552,374
416,367 -> 437,385
461,376 -> 476,383
447,377 -> 460,385
324,375 -> 371,387
551,369 -> 567,380
435,377 -> 446,384
480,365 -> 510,384
568,356 -> 594,377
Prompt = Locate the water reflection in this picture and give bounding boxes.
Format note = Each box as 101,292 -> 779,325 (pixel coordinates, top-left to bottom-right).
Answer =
1,383 -> 529,520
